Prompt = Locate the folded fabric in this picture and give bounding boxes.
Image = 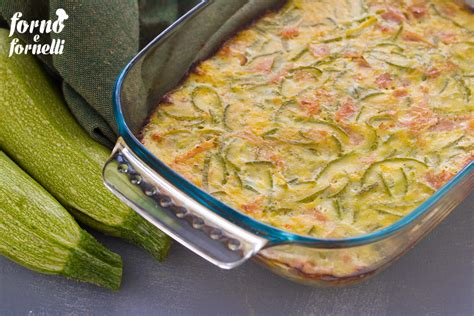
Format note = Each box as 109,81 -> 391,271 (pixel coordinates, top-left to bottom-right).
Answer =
0,0 -> 191,147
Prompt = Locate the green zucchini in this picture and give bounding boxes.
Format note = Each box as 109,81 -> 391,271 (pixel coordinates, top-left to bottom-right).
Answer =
297,186 -> 328,203
245,160 -> 274,167
0,151 -> 122,290
242,161 -> 274,192
367,114 -> 394,127
280,75 -> 318,98
327,176 -> 350,197
453,75 -> 471,103
316,153 -> 359,181
392,24 -> 403,41
162,109 -> 202,121
288,66 -> 323,78
223,104 -> 233,130
204,153 -> 228,189
345,16 -> 377,38
261,128 -> 279,138
298,130 -> 343,155
361,157 -> 428,186
355,105 -> 365,122
438,79 -> 451,95
374,42 -> 404,52
321,36 -> 343,43
223,137 -> 256,170
369,50 -> 415,71
191,86 -> 223,121
375,209 -> 403,217
0,29 -> 170,261
307,225 -> 318,236
275,101 -> 349,145
333,198 -> 343,219
202,153 -> 212,190
391,167 -> 409,195
360,91 -> 384,101
357,183 -> 379,196
378,173 -> 392,197
430,4 -> 470,31
304,120 -> 350,144
290,48 -> 309,61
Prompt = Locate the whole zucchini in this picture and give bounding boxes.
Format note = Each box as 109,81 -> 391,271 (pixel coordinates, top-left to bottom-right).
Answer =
0,29 -> 170,261
0,151 -> 122,290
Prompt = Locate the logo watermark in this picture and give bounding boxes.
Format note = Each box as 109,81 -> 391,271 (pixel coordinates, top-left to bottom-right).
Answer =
9,9 -> 68,57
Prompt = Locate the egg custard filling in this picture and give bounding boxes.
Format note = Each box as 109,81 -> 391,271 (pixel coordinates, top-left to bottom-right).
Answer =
141,0 -> 473,239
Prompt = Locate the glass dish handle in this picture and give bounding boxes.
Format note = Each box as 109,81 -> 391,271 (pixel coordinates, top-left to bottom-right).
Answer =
103,137 -> 268,269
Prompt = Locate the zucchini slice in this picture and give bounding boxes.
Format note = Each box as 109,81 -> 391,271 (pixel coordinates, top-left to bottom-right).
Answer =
192,86 -> 223,117
223,137 -> 257,170
203,153 -> 228,190
362,158 -> 428,189
241,161 -> 274,193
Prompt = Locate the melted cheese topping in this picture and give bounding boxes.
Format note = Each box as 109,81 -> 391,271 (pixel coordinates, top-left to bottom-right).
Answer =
142,0 -> 473,239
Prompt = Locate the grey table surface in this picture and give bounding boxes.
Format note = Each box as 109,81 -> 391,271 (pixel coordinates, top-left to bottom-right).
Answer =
1,194 -> 472,316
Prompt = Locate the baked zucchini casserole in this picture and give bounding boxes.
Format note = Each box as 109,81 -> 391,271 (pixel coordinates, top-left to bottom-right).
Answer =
141,0 -> 473,240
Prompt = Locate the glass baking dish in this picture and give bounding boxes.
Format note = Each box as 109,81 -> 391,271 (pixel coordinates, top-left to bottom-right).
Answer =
104,0 -> 474,286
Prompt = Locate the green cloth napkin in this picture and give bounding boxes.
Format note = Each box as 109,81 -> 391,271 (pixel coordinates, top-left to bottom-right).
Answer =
0,0 -> 194,147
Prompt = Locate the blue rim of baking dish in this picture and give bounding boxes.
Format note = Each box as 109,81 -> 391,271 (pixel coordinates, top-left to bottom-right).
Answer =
113,0 -> 474,247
